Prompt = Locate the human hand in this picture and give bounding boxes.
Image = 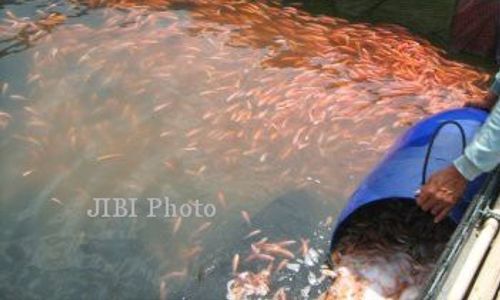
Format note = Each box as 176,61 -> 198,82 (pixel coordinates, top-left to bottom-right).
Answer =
416,165 -> 468,223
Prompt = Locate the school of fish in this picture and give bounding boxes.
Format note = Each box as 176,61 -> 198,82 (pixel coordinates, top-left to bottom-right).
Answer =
225,202 -> 454,300
0,0 -> 491,299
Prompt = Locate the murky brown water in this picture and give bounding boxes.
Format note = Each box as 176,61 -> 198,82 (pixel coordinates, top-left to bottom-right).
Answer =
0,0 -> 490,298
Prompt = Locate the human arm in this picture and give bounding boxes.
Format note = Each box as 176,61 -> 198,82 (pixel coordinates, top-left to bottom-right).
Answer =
417,73 -> 500,222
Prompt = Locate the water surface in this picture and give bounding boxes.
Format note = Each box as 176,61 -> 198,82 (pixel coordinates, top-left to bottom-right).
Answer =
0,0 -> 489,298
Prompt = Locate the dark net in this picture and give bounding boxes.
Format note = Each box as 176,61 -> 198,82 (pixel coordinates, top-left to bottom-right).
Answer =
451,0 -> 500,62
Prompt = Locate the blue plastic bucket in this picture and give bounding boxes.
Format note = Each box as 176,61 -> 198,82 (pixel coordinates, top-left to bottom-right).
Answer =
330,108 -> 489,247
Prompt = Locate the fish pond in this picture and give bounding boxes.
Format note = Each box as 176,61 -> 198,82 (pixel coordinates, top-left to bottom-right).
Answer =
0,0 -> 491,298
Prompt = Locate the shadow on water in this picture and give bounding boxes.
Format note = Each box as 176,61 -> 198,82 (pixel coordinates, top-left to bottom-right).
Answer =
169,190 -> 333,299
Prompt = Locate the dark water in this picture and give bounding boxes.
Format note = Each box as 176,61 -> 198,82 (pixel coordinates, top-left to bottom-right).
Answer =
282,0 -> 497,72
0,0 -> 491,299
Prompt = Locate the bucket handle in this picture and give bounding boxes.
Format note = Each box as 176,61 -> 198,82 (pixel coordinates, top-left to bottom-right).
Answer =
421,120 -> 467,185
